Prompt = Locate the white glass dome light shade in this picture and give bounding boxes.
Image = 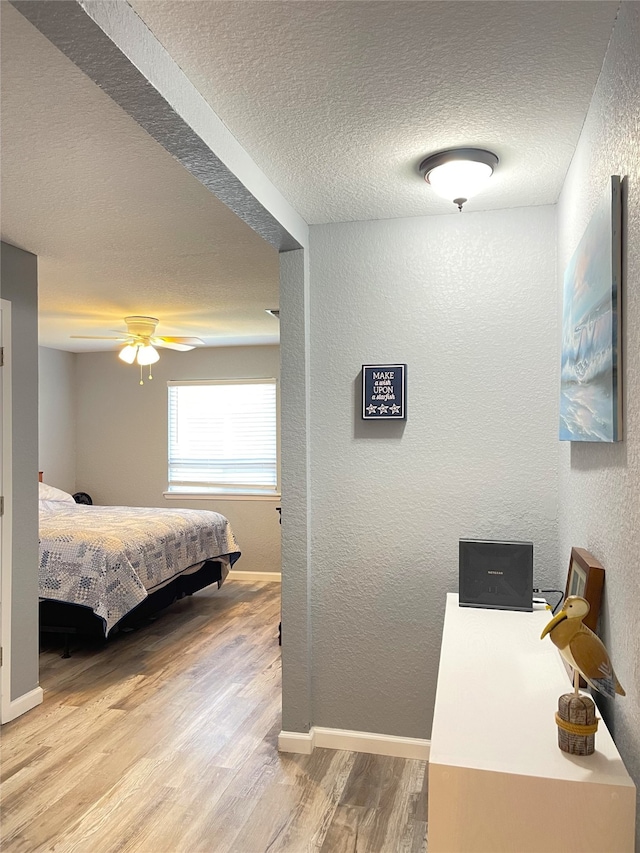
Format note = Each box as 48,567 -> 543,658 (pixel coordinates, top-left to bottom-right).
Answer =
136,344 -> 160,366
427,159 -> 494,202
118,343 -> 138,364
419,148 -> 499,210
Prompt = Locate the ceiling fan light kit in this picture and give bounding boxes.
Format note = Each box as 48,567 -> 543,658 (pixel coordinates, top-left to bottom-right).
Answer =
419,148 -> 499,211
136,344 -> 161,366
118,343 -> 138,364
72,315 -> 204,384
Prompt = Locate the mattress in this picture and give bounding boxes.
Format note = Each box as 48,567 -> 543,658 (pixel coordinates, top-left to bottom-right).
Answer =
39,503 -> 240,634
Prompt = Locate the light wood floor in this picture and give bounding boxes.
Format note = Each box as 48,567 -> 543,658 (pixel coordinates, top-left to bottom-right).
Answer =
1,580 -> 428,853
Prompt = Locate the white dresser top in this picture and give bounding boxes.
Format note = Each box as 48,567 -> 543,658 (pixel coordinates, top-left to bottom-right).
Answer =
430,593 -> 634,788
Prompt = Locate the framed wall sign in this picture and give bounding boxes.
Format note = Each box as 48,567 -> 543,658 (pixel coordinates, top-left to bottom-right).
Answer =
362,364 -> 406,419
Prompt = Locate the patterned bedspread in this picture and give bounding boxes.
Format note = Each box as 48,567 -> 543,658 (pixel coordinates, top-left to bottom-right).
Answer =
39,504 -> 241,634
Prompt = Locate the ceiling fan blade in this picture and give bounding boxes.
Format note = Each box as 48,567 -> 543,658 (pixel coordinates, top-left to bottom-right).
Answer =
155,336 -> 204,345
152,340 -> 196,352
71,324 -> 203,349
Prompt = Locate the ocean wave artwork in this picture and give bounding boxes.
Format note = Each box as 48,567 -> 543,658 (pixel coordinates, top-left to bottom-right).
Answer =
560,176 -> 622,442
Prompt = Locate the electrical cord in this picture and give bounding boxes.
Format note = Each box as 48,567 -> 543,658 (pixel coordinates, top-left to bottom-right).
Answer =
534,588 -> 565,614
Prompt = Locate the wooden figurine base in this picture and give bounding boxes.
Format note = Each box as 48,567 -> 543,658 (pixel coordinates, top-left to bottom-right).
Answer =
555,693 -> 599,755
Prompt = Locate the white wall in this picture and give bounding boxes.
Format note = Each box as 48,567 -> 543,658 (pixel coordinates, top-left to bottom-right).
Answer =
75,344 -> 281,575
38,347 -> 76,493
557,2 -> 640,841
307,205 -> 559,738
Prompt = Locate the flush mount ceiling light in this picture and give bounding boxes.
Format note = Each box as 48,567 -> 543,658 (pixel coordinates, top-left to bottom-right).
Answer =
419,148 -> 499,212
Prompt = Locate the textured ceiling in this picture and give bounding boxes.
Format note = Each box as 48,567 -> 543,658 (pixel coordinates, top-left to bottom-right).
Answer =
1,1 -> 620,350
130,0 -> 620,222
0,3 -> 280,351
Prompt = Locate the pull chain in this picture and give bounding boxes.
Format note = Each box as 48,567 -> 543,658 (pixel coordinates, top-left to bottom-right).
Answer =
138,365 -> 153,385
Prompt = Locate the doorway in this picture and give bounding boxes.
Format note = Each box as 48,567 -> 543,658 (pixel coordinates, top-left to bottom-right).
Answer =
1,299 -> 12,722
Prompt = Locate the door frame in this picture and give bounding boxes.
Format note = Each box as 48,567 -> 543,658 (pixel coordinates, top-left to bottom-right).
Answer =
1,298 -> 13,722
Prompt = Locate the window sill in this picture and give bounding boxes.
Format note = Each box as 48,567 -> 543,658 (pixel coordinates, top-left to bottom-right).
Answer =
163,491 -> 281,502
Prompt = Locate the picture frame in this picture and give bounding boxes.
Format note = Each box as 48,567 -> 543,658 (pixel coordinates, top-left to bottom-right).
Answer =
564,547 -> 605,633
563,547 -> 605,689
362,364 -> 406,420
559,175 -> 622,442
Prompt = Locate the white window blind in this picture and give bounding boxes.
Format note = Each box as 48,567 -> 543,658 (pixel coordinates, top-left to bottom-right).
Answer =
168,380 -> 278,494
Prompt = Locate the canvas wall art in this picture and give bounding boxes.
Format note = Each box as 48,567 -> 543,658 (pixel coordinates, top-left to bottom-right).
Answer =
560,175 -> 622,442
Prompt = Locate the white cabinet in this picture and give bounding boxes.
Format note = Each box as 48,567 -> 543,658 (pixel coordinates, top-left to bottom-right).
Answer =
428,594 -> 636,853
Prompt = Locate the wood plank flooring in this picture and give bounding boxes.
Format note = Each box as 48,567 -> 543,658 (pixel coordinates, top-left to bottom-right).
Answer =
1,580 -> 428,853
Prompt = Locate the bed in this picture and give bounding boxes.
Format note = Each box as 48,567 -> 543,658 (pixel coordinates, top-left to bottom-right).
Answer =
38,483 -> 241,653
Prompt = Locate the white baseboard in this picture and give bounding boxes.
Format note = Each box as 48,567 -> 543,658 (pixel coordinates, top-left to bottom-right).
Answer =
278,726 -> 430,760
231,571 -> 281,583
2,685 -> 44,724
278,729 -> 315,755
315,727 -> 431,760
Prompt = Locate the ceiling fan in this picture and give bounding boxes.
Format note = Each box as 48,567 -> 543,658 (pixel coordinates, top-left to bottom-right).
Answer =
71,316 -> 204,383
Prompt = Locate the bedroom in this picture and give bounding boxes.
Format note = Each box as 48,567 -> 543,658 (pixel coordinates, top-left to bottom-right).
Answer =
1,1 -> 639,850
2,0 -> 283,642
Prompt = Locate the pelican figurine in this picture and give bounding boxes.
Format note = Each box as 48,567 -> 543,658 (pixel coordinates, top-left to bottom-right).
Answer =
541,596 -> 625,698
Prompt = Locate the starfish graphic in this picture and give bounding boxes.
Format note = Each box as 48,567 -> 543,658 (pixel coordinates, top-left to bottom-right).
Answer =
378,403 -> 389,414
389,404 -> 401,415
366,404 -> 377,415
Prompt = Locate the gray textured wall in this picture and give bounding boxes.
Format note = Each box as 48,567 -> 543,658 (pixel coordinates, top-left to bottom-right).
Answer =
74,344 -> 281,575
557,2 -> 640,842
307,206 -> 559,738
38,347 -> 77,494
280,248 -> 312,733
0,241 -> 40,701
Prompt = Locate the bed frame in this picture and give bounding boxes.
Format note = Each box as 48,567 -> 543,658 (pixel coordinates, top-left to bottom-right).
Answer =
40,559 -> 224,657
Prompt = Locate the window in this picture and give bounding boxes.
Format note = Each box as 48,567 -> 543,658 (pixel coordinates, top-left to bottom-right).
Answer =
167,379 -> 278,496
